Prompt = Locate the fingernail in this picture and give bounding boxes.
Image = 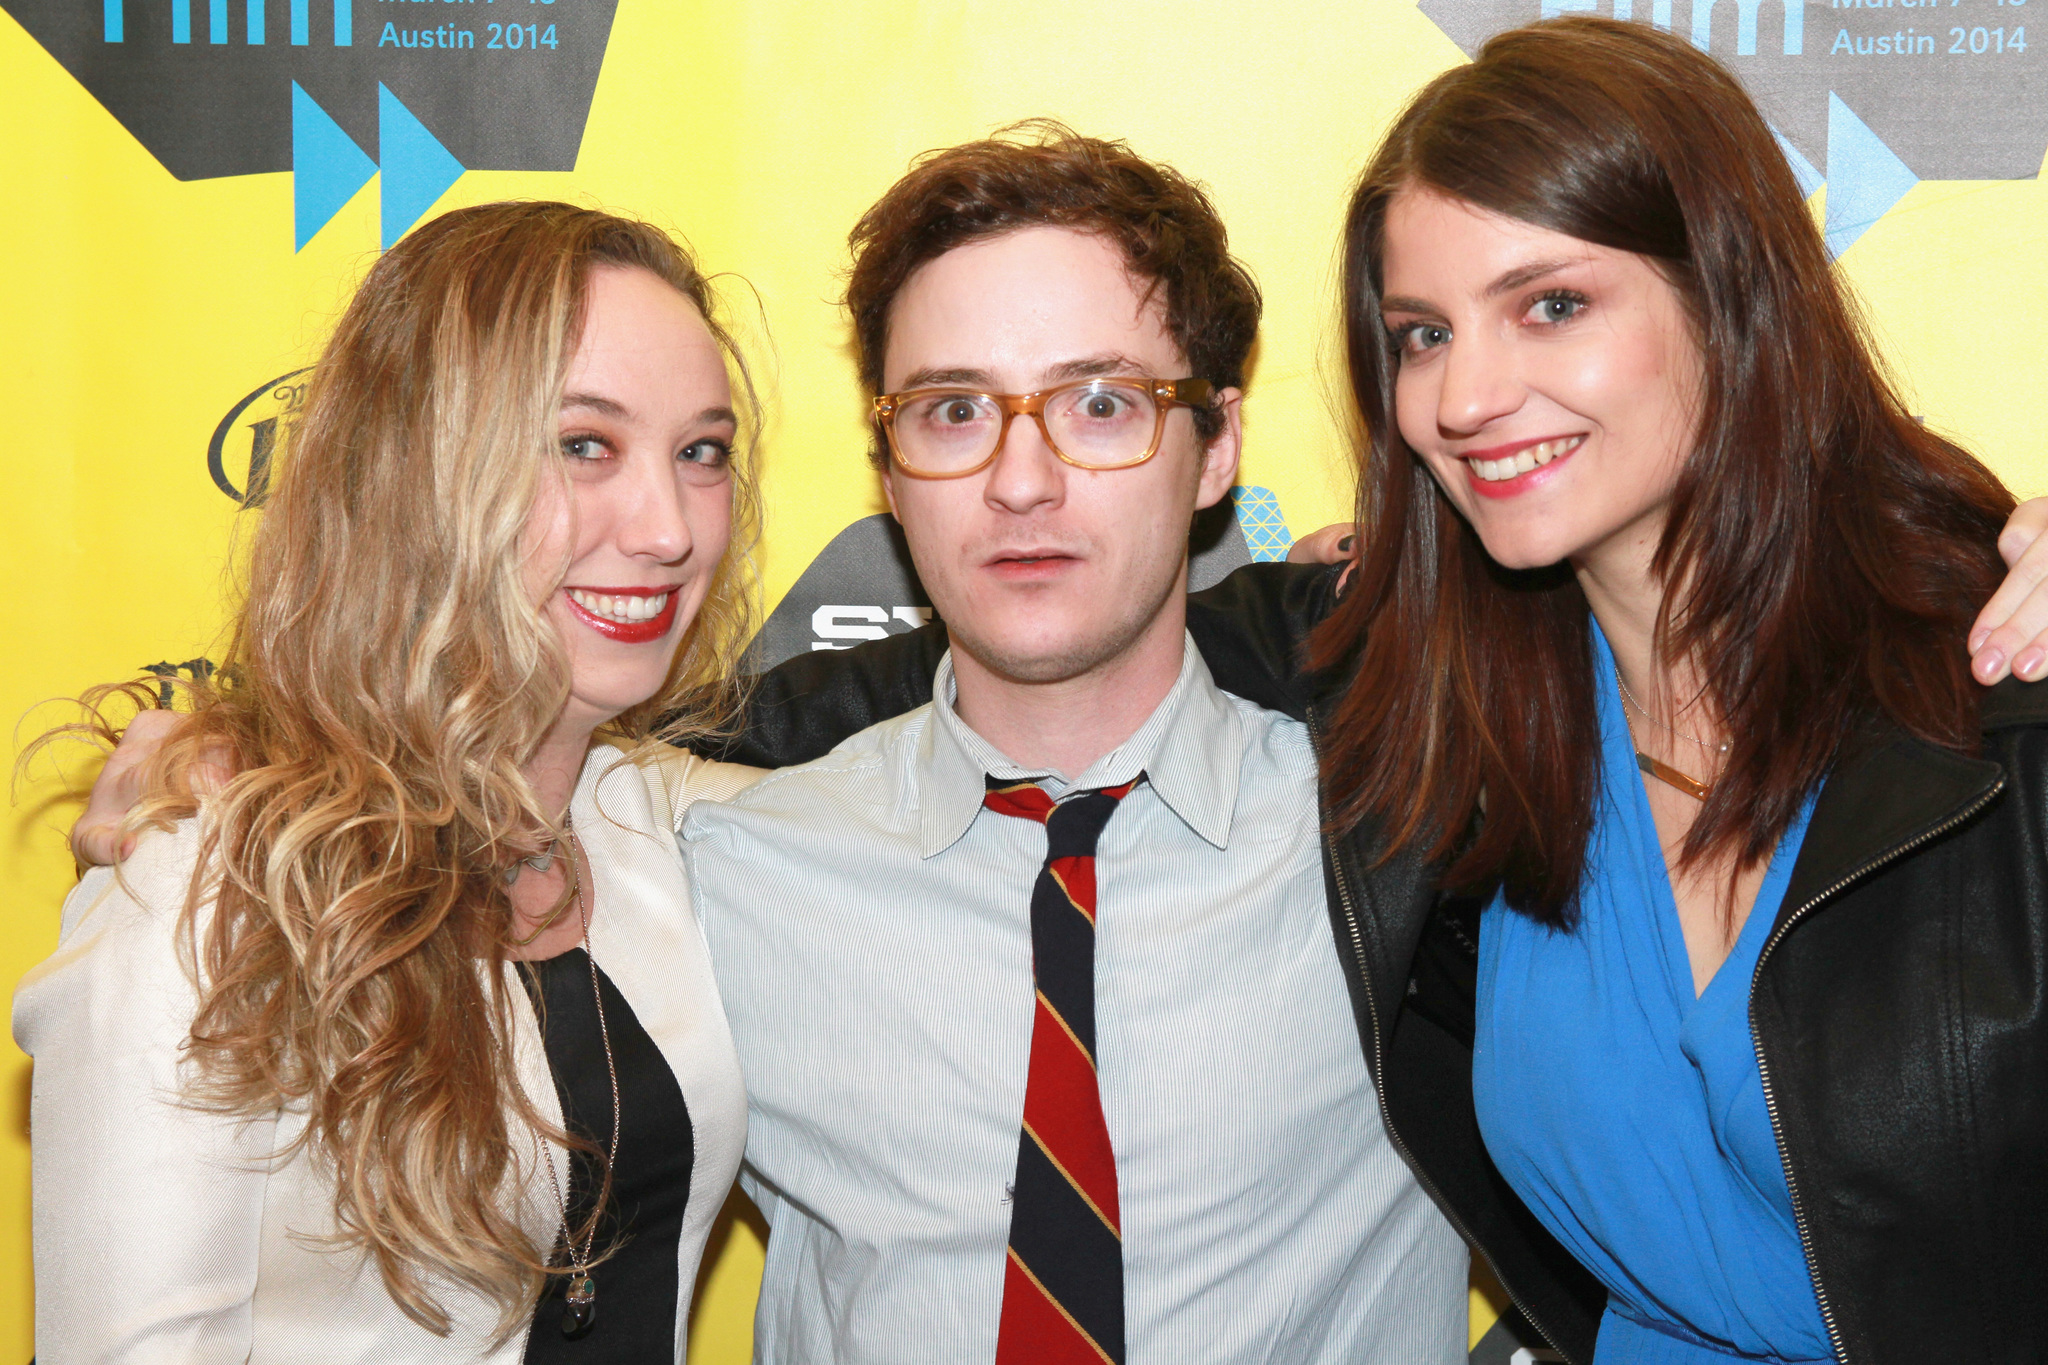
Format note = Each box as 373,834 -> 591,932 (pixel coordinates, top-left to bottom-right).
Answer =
1338,536 -> 1355,554
2018,648 -> 2045,680
1969,626 -> 1989,653
1977,648 -> 2006,682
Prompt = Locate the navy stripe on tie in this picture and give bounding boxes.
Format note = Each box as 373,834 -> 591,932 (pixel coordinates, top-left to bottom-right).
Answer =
1031,874 -> 1099,1057
1010,1136 -> 1126,1361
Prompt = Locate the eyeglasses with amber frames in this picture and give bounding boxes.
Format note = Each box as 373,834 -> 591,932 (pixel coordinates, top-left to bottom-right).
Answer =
873,376 -> 1215,479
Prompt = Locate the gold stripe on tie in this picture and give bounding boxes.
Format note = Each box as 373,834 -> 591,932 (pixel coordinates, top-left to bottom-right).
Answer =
1036,990 -> 1096,1069
1046,865 -> 1094,925
1007,1249 -> 1119,1365
1022,1119 -> 1123,1237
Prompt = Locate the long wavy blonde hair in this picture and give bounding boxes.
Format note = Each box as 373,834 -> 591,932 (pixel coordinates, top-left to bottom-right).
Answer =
114,201 -> 760,1334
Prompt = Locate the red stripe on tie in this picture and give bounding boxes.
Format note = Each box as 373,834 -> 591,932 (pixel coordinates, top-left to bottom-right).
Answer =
986,784 -> 1055,822
996,1251 -> 1116,1365
1048,856 -> 1096,921
1023,996 -> 1121,1233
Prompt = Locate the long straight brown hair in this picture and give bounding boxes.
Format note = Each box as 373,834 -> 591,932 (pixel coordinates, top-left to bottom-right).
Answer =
1312,17 -> 2014,925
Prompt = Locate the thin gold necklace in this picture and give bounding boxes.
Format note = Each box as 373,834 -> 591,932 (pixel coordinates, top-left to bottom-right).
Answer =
1615,667 -> 1722,801
1614,667 -> 1729,756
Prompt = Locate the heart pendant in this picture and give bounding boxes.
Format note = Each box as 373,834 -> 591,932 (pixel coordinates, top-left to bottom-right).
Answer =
560,1274 -> 596,1337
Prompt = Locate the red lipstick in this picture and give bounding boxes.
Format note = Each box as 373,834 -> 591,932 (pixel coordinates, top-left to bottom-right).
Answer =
563,586 -> 679,644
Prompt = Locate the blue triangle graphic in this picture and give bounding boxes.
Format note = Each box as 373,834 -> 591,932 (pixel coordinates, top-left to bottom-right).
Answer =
1824,93 -> 1917,258
1230,485 -> 1294,562
379,84 -> 464,250
292,82 -> 376,252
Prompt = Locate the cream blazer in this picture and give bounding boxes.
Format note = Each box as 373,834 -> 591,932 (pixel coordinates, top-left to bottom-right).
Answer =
14,745 -> 762,1364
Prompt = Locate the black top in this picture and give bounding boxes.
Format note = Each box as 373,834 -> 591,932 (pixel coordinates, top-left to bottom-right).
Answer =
521,948 -> 695,1360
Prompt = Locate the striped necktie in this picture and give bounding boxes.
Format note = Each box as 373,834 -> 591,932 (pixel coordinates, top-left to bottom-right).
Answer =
982,773 -> 1142,1365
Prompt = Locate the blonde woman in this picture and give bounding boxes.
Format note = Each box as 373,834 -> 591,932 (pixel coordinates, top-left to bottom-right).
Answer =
15,202 -> 760,1361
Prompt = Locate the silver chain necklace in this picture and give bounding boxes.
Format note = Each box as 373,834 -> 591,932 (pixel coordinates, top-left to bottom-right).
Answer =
536,833 -> 621,1339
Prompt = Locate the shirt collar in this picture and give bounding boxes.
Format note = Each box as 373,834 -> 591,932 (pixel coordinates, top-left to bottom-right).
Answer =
916,633 -> 1243,857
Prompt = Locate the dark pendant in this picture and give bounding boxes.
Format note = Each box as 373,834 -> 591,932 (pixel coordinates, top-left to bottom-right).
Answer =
560,1274 -> 596,1338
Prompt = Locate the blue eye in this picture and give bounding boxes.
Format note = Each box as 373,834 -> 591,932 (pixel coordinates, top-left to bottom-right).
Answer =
1388,322 -> 1452,358
561,434 -> 608,461
1527,292 -> 1587,325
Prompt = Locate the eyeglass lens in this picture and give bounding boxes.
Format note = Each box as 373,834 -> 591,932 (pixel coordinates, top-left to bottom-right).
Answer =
893,381 -> 1159,472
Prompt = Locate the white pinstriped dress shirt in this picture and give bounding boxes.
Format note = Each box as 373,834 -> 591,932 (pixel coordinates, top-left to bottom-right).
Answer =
685,638 -> 1467,1364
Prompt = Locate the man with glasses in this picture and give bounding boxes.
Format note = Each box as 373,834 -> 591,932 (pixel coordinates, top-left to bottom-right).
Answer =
685,125 -> 1470,1364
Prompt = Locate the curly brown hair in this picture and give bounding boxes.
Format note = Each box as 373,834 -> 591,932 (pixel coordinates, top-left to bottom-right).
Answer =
845,119 -> 1261,465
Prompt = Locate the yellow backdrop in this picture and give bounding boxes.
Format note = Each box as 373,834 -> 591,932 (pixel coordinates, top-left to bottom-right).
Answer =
4,1 -> 2044,1359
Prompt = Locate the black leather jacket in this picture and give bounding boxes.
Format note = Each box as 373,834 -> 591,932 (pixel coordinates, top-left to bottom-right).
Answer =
722,561 -> 2048,1365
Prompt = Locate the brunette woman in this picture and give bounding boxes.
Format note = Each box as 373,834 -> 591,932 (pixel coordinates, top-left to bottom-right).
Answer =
16,202 -> 759,1360
1299,17 -> 2048,1363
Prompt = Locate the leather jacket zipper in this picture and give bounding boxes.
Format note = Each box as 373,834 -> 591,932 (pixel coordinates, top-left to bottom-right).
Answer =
1747,774 -> 2006,1365
1306,704 -> 1577,1364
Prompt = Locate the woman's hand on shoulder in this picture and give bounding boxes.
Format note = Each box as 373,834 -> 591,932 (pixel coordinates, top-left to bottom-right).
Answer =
1973,497 -> 2048,684
1287,523 -> 1356,566
1287,523 -> 1360,594
69,711 -> 229,868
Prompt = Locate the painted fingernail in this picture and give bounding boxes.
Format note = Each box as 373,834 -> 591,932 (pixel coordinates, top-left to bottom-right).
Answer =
1338,536 -> 1356,554
1977,648 -> 2006,681
2018,648 -> 2045,680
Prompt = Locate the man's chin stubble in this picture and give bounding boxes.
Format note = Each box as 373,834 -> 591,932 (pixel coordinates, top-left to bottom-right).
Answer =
950,613 -> 1153,688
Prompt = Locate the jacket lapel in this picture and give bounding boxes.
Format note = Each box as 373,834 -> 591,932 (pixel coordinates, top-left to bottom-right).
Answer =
1308,710 -> 1442,1048
1776,731 -> 2003,931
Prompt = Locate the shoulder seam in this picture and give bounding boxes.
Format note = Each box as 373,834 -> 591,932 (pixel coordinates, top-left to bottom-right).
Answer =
719,706 -> 930,803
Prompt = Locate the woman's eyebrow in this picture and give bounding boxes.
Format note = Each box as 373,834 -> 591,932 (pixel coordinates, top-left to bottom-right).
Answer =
562,390 -> 633,420
1382,258 -> 1581,318
1485,258 -> 1577,297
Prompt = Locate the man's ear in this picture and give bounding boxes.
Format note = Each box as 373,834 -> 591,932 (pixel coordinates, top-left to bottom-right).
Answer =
882,464 -> 902,522
1193,386 -> 1245,511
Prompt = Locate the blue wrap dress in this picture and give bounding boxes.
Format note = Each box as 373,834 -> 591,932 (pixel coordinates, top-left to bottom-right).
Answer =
1472,623 -> 1834,1363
